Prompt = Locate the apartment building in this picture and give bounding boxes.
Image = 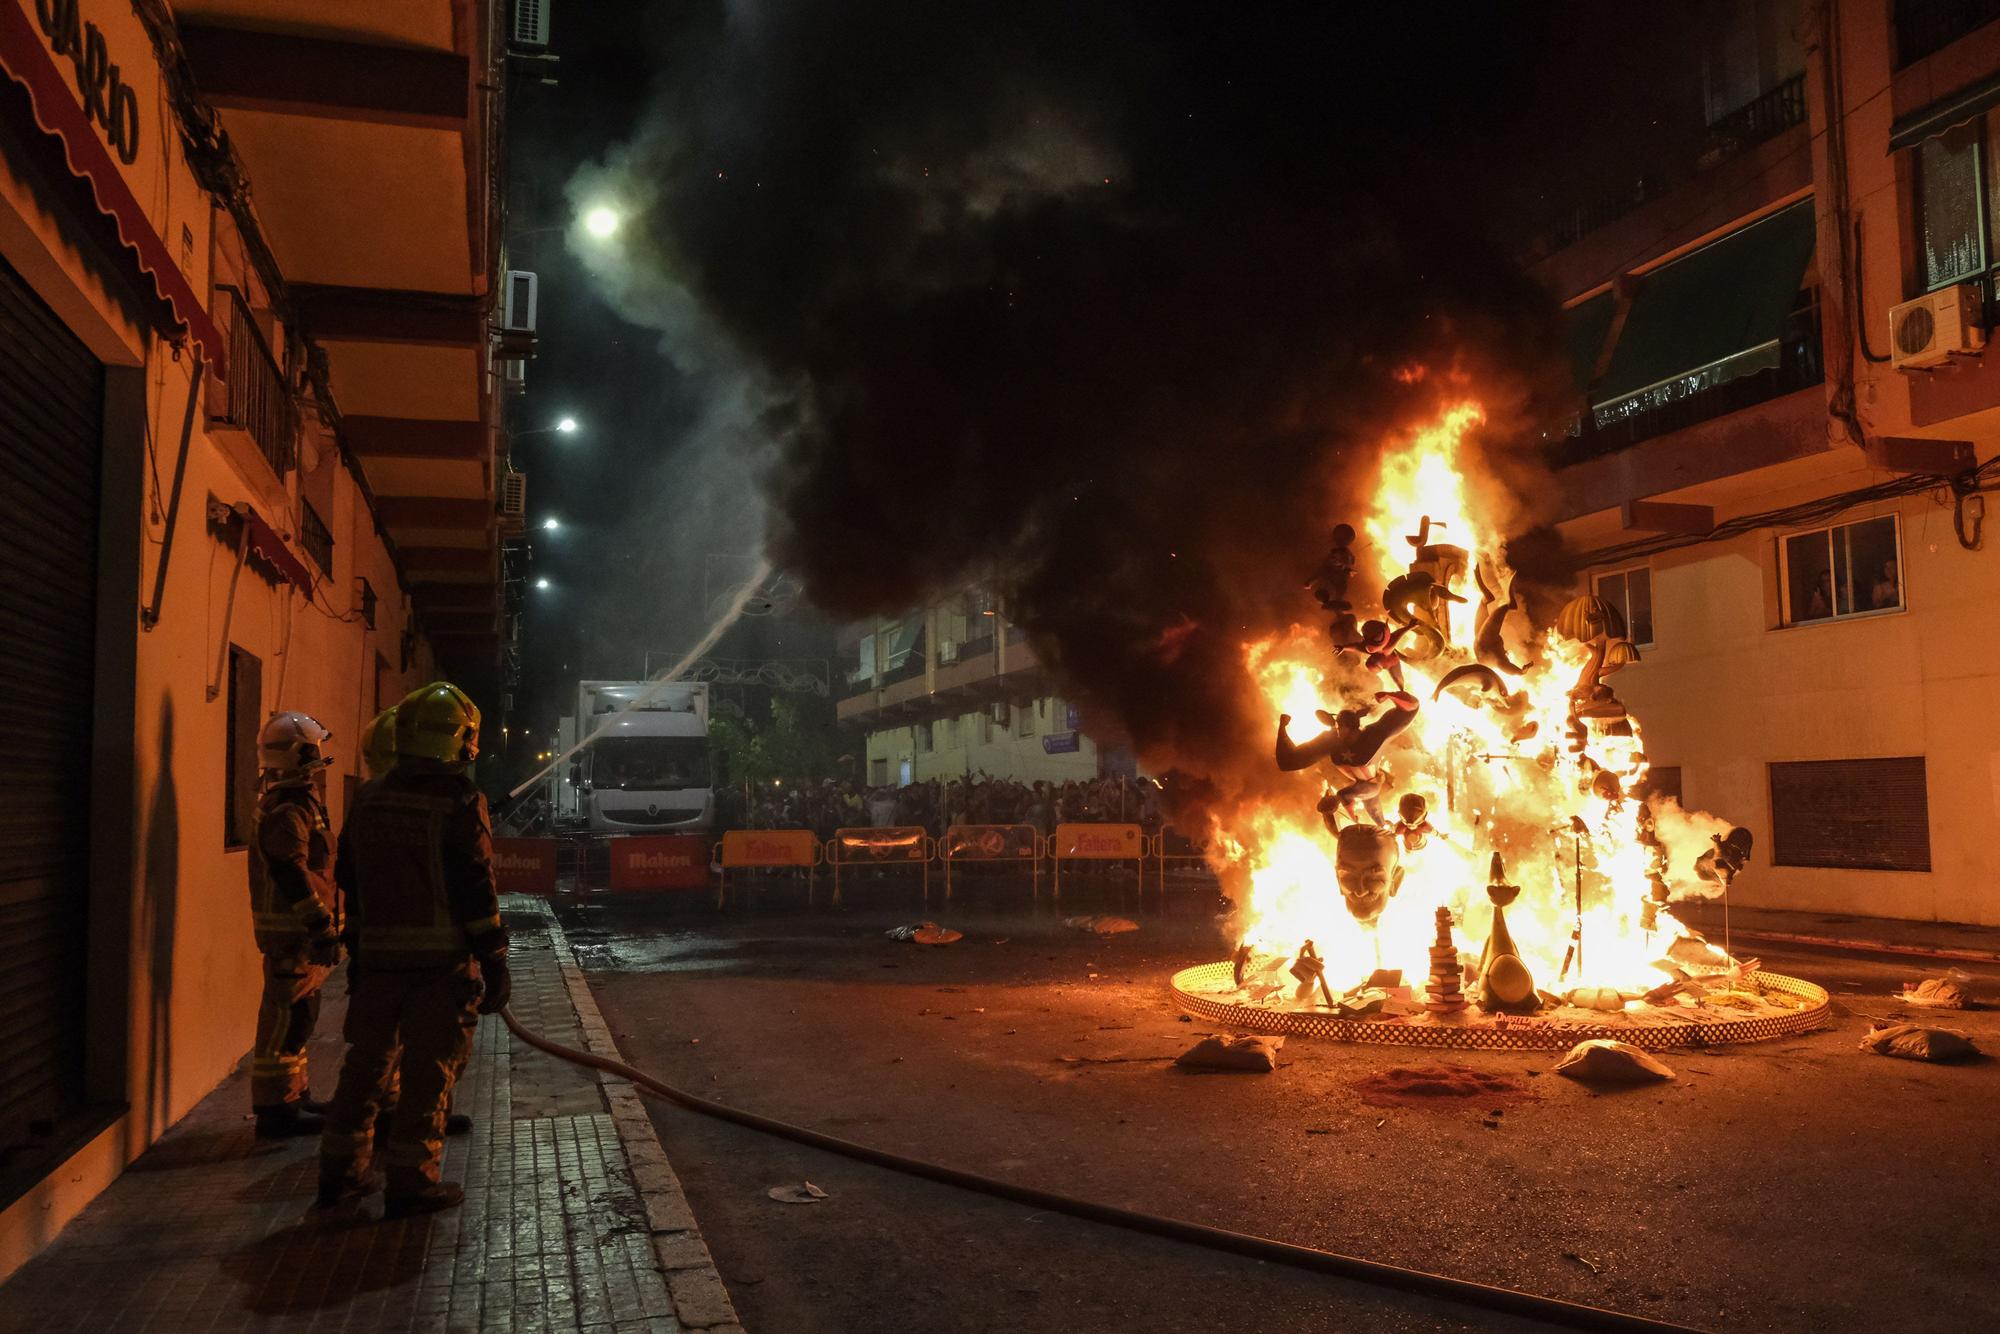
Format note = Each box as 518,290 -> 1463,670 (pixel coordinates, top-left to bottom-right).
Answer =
0,0 -> 523,1275
1546,0 -> 2000,926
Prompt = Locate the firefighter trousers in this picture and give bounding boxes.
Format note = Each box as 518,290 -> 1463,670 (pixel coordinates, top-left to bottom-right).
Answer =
319,963 -> 480,1194
250,952 -> 332,1110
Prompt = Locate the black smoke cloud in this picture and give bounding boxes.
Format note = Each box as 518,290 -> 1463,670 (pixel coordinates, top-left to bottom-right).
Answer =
576,2 -> 1579,815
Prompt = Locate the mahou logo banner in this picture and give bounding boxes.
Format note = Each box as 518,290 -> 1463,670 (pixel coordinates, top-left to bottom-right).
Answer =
492,838 -> 558,894
608,835 -> 711,890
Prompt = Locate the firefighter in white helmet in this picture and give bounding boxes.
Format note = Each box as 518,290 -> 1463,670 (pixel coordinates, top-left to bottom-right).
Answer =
248,711 -> 343,1137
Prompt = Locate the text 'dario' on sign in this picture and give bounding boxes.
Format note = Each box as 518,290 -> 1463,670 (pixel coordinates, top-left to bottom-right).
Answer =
830,826 -> 928,862
608,834 -> 710,890
720,828 -> 819,868
491,838 -> 558,894
1052,823 -> 1145,859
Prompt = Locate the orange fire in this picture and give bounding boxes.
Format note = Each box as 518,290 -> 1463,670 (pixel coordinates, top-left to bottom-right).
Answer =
1214,403 -> 1725,1005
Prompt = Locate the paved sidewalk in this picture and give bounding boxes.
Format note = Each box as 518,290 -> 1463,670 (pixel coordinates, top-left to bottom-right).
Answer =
1674,900 -> 2000,961
0,897 -> 740,1334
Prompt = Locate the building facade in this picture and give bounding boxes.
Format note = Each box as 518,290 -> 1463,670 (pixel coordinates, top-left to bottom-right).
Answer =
1546,0 -> 2000,926
0,0 -> 518,1276
837,592 -> 1124,785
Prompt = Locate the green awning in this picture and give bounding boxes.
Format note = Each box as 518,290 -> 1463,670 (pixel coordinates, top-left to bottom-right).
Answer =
1889,71 -> 2000,152
1562,292 -> 1617,394
1592,200 -> 1815,406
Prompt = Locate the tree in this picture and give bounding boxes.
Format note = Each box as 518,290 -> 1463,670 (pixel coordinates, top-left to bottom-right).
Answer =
710,695 -> 837,787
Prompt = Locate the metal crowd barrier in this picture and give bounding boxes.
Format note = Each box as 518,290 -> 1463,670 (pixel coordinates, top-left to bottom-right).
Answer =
938,824 -> 1044,900
825,826 -> 934,904
1047,822 -> 1148,901
714,829 -> 823,905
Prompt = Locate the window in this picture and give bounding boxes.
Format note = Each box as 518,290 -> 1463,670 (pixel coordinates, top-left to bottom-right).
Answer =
299,499 -> 333,578
374,653 -> 391,713
1769,757 -> 1930,871
1592,567 -> 1654,646
1015,702 -> 1034,738
870,757 -> 888,786
1915,116 -> 2000,295
943,716 -> 960,749
915,722 -> 934,754
1896,0 -> 2000,69
224,646 -> 262,847
1780,516 -> 1903,625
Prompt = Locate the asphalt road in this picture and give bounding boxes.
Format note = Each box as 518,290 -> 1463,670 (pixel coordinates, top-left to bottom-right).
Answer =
556,873 -> 2000,1334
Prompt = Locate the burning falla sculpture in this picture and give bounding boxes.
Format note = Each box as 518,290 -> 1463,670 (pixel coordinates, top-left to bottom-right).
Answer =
1243,497 -> 1757,1020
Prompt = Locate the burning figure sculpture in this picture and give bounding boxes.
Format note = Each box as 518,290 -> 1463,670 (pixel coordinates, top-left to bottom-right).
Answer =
1275,701 -> 1418,827
1332,823 -> 1404,926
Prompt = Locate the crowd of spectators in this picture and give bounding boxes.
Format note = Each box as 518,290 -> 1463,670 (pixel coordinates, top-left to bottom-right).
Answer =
717,774 -> 1168,840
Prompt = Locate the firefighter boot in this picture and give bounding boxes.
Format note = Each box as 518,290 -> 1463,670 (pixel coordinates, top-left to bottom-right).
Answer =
255,1104 -> 325,1139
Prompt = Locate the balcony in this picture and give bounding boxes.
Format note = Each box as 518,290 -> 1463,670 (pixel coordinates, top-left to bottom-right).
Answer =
213,286 -> 299,478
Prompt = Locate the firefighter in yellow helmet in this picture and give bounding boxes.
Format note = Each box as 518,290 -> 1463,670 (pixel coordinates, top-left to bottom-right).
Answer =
318,682 -> 509,1216
248,711 -> 343,1137
360,704 -> 399,780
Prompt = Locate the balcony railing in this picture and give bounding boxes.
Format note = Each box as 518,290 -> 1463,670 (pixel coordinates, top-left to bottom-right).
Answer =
1896,0 -> 2000,68
1701,73 -> 1807,162
299,499 -> 333,578
216,286 -> 299,477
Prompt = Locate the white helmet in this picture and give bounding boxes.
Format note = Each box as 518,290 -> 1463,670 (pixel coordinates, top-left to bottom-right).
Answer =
258,711 -> 333,786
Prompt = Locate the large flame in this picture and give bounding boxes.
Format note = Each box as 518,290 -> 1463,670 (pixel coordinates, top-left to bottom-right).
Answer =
1216,403 -> 1722,1004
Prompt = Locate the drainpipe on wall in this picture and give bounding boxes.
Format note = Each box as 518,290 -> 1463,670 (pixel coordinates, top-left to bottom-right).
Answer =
1812,0 -> 1869,448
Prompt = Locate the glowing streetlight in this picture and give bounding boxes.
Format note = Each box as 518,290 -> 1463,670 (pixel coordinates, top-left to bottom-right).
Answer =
542,517 -> 560,532
556,416 -> 578,434
583,206 -> 620,239
535,577 -> 551,590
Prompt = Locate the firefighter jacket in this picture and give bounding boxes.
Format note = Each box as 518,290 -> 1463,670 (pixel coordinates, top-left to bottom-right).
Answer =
249,786 -> 339,955
335,765 -> 507,970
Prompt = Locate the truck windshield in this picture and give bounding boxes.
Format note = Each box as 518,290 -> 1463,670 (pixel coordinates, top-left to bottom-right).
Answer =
591,737 -> 709,790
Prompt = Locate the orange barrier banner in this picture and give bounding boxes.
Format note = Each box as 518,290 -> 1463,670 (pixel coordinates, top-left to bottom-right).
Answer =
941,824 -> 1041,860
608,834 -> 709,890
827,826 -> 930,863
1052,823 -> 1146,860
720,828 -> 819,868
492,838 -> 558,894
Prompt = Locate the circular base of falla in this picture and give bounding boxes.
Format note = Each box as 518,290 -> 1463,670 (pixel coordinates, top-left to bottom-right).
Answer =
1169,962 -> 1832,1051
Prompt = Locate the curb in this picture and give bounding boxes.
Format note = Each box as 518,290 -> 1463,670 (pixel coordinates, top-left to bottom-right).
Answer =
1722,926 -> 2000,966
535,903 -> 747,1334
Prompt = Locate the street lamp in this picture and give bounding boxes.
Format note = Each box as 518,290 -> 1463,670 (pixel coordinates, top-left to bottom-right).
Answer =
513,417 -> 580,443
535,577 -> 551,591
583,206 -> 620,239
542,517 -> 560,532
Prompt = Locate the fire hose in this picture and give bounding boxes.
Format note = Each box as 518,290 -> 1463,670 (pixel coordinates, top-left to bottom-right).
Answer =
500,1008 -> 1705,1334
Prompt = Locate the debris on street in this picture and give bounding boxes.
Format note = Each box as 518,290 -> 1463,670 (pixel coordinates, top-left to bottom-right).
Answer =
1352,1063 -> 1530,1106
1553,1039 -> 1676,1084
886,921 -> 963,945
1174,1034 -> 1282,1072
1898,976 -> 1974,1009
767,1182 -> 830,1204
1860,1023 -> 1981,1063
1064,914 -> 1140,936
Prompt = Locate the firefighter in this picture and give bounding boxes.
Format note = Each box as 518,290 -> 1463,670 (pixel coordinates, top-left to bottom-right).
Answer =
355,702 -> 476,1141
318,682 -> 510,1216
248,711 -> 343,1138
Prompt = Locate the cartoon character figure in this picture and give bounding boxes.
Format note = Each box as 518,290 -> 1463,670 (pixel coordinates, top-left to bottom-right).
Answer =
1337,619 -> 1420,709
1308,523 -> 1362,646
1275,701 -> 1418,827
1393,791 -> 1437,852
1333,824 -> 1404,925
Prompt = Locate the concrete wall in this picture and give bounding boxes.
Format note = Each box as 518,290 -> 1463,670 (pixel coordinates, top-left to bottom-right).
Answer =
1582,462 -> 1999,926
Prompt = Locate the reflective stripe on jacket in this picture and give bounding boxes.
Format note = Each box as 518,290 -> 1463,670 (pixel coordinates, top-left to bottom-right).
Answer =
249,787 -> 338,955
336,767 -> 506,969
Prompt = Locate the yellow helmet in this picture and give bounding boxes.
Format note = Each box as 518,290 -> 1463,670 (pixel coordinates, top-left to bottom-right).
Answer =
394,682 -> 481,765
361,706 -> 400,779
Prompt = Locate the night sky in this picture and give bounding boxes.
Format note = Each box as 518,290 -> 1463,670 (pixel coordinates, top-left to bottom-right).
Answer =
503,2 -> 1716,791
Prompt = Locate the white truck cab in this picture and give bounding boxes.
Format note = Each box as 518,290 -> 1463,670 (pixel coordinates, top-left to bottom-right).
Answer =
562,681 -> 715,834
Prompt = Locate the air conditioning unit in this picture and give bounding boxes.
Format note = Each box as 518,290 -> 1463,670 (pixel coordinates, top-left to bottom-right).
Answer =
500,469 -> 527,521
511,0 -> 550,50
937,638 -> 958,664
1890,283 -> 1984,370
501,270 -> 538,333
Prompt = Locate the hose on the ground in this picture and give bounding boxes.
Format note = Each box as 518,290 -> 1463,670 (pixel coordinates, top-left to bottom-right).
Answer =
500,1007 -> 1705,1334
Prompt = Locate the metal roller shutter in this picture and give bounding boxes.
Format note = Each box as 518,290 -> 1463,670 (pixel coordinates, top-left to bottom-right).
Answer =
1768,757 -> 1931,872
0,251 -> 101,1157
